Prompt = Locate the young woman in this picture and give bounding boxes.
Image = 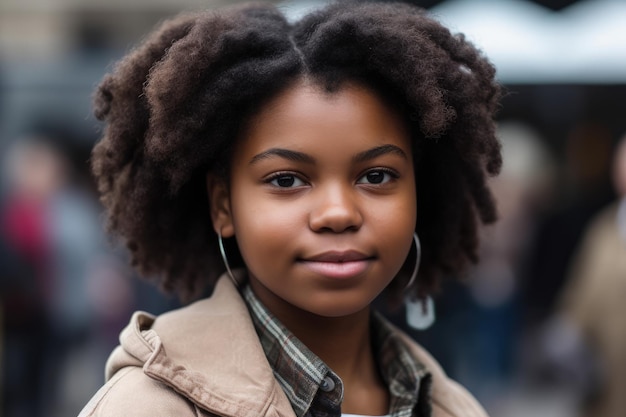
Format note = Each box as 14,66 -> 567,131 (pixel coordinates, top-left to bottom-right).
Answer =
79,2 -> 502,416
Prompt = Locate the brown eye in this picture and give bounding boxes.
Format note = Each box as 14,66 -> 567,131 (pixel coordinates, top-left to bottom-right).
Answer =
276,176 -> 295,187
366,171 -> 384,184
268,174 -> 305,188
357,169 -> 397,185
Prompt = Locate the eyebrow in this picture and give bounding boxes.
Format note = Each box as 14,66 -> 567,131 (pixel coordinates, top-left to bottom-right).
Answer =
249,148 -> 315,165
353,144 -> 408,163
249,144 -> 408,165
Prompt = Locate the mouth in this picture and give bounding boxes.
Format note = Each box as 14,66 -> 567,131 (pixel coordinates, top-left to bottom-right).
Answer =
299,250 -> 374,279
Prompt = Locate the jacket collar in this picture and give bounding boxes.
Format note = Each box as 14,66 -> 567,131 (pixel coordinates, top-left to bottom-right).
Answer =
107,272 -> 296,417
106,270 -> 489,417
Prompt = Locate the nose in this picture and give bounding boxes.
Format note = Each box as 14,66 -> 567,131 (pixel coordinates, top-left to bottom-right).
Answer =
308,183 -> 363,233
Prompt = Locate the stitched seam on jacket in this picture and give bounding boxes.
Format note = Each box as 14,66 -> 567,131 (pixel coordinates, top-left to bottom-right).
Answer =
144,346 -> 267,416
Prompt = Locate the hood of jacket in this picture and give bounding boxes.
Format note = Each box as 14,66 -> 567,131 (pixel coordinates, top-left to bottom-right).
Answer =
104,272 -> 295,417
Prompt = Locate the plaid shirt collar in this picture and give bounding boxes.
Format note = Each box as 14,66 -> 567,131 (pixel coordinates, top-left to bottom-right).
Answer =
243,285 -> 432,417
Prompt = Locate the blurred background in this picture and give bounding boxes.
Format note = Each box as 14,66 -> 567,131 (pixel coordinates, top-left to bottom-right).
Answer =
0,0 -> 624,416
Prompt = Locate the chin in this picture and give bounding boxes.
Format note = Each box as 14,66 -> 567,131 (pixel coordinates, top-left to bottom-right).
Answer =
303,298 -> 372,318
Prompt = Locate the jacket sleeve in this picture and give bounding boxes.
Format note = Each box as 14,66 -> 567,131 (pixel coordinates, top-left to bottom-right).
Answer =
78,366 -> 203,417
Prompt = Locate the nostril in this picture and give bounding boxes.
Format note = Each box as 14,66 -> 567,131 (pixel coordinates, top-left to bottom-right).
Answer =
308,204 -> 363,233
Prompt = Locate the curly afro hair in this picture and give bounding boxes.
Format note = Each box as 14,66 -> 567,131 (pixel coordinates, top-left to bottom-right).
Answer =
92,1 -> 502,302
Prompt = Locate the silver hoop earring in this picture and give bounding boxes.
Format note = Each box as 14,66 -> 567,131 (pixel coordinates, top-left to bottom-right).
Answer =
218,230 -> 238,288
403,233 -> 421,291
403,233 -> 435,330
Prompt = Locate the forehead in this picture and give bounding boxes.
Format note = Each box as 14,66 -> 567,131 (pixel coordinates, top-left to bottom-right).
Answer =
236,81 -> 411,159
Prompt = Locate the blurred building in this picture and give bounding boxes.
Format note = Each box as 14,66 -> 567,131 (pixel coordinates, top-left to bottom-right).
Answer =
0,0 -> 258,59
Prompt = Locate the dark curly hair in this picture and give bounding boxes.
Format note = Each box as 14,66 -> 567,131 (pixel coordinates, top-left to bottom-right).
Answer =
92,1 -> 502,302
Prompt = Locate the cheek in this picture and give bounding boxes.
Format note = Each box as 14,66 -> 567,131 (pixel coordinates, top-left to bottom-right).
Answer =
367,186 -> 417,261
230,190 -> 305,260
368,184 -> 417,232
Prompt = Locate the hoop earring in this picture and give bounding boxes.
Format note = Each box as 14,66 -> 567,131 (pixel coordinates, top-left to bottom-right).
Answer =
403,233 -> 435,330
218,230 -> 238,288
403,233 -> 421,291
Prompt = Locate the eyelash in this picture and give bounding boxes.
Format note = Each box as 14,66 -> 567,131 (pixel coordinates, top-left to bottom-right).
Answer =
264,168 -> 399,189
265,171 -> 308,188
356,168 -> 399,185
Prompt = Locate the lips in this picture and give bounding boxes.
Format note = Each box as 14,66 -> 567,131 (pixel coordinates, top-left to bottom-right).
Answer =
300,250 -> 373,279
306,250 -> 370,262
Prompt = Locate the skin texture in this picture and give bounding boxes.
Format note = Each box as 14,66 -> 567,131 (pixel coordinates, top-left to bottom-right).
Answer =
209,81 -> 416,414
91,2 -> 502,301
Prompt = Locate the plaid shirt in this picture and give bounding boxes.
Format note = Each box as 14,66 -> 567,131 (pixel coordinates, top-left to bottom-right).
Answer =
243,286 -> 432,417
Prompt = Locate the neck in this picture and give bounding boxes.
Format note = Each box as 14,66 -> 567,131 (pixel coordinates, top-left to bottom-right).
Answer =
247,279 -> 376,376
280,309 -> 389,414
248,281 -> 390,415
284,308 -> 373,377
262,298 -> 384,396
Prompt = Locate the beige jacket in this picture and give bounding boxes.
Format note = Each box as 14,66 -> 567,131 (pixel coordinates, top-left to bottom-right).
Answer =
560,202 -> 626,417
78,275 -> 488,417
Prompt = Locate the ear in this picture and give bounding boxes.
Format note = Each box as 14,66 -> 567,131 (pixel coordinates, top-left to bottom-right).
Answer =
206,174 -> 235,238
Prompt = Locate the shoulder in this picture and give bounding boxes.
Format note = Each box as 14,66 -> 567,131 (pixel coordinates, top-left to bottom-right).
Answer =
391,328 -> 489,417
78,366 -> 204,417
566,201 -> 621,279
584,202 -> 619,239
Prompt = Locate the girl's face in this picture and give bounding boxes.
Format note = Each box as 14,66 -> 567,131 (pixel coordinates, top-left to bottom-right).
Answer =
211,81 -> 416,321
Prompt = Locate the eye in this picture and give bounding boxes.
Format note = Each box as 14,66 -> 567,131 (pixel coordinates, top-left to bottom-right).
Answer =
267,173 -> 306,188
357,169 -> 397,185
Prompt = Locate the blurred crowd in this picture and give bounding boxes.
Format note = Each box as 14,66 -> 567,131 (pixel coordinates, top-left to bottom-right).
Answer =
0,130 -> 180,417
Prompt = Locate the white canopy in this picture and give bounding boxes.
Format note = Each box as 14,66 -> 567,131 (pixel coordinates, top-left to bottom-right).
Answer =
430,0 -> 626,83
280,0 -> 626,84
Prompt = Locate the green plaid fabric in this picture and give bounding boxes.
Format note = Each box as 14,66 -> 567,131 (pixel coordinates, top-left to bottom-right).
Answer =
243,285 -> 432,417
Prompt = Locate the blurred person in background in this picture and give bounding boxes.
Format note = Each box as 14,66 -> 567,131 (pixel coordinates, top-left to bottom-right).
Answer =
522,123 -> 615,330
462,122 -> 556,410
0,131 -> 134,417
1,136 -> 63,417
546,132 -> 626,417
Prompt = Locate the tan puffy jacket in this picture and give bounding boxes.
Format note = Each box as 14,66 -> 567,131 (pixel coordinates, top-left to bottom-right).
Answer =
78,276 -> 488,417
